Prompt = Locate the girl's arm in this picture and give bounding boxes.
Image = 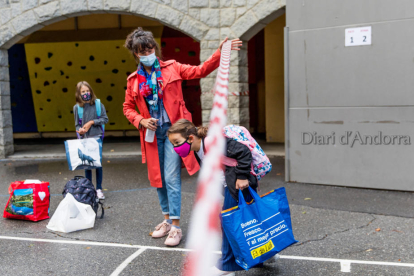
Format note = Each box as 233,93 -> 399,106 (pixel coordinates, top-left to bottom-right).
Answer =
123,85 -> 144,129
226,139 -> 252,180
93,103 -> 109,126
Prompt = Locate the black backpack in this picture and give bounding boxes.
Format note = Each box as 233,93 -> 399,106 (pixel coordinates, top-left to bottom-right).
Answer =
62,176 -> 104,219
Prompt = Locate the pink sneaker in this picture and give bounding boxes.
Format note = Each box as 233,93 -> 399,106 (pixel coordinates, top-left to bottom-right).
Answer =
164,227 -> 182,246
96,189 -> 105,200
152,220 -> 172,238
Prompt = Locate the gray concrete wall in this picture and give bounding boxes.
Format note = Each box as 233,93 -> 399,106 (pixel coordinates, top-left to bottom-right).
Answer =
286,0 -> 414,190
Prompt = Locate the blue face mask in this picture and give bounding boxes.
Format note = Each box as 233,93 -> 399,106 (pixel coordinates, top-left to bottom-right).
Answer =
139,52 -> 157,67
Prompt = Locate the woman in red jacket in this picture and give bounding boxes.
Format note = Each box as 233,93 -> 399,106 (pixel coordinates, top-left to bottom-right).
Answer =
123,27 -> 242,246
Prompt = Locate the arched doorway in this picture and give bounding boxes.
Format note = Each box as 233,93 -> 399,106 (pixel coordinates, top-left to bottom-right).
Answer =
7,14 -> 202,139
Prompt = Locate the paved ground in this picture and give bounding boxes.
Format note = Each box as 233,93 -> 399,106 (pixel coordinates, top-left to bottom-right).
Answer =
1,156 -> 414,275
3,137 -> 286,160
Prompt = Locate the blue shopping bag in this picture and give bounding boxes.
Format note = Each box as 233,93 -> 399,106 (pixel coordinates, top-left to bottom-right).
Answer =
221,186 -> 297,270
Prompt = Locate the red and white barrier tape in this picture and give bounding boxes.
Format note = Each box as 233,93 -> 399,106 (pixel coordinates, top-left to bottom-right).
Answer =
184,41 -> 232,276
202,90 -> 250,96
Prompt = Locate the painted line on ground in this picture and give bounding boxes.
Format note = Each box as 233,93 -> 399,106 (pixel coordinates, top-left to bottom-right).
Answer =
0,235 -> 220,254
279,255 -> 414,268
110,248 -> 147,276
1,235 -> 413,269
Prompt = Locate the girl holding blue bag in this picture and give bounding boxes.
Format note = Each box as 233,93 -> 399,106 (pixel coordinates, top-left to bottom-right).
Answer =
167,119 -> 278,275
73,81 -> 109,200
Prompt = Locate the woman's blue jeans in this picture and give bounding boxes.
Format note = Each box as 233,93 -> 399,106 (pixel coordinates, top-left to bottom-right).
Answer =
155,123 -> 182,220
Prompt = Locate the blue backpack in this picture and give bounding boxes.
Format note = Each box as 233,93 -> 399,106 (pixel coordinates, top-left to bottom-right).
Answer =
77,99 -> 105,139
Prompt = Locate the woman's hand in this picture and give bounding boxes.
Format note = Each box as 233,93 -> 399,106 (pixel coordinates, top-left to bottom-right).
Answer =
219,37 -> 243,52
140,118 -> 158,131
236,179 -> 249,190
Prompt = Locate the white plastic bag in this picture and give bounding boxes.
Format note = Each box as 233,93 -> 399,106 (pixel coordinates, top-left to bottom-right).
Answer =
46,193 -> 95,233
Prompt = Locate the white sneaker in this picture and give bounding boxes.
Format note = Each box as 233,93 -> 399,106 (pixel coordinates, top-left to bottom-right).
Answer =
96,189 -> 105,200
264,253 -> 280,264
210,266 -> 235,276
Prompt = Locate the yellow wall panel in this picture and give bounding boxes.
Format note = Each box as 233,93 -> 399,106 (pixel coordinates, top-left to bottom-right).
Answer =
265,14 -> 285,142
78,14 -> 120,29
121,15 -> 163,27
25,39 -> 162,132
40,18 -> 75,31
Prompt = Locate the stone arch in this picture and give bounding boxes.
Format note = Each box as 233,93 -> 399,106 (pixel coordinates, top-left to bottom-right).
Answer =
0,0 -> 212,157
0,1 -> 210,50
228,0 -> 285,41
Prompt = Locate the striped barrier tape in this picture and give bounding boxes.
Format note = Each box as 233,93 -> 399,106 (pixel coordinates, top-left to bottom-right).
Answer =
184,41 -> 233,276
202,90 -> 250,96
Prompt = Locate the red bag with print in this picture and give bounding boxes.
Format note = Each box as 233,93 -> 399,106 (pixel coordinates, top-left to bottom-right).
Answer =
3,180 -> 50,221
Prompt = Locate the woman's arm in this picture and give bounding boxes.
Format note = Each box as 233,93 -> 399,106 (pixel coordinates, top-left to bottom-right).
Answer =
123,86 -> 144,129
177,48 -> 221,80
177,38 -> 242,80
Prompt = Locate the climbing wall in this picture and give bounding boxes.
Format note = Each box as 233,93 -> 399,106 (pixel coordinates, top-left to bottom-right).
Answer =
24,39 -> 159,132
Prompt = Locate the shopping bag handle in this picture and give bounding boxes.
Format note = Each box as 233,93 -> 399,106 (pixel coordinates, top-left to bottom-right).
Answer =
238,186 -> 262,208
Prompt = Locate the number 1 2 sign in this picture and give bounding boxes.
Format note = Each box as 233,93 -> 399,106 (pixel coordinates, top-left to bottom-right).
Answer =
345,26 -> 371,47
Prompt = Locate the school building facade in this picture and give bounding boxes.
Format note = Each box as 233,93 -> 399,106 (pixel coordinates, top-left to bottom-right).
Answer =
0,0 -> 411,191
0,0 -> 286,153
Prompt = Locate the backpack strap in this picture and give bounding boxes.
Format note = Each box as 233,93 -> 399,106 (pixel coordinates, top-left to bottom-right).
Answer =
95,99 -> 101,117
95,99 -> 105,140
98,201 -> 104,219
76,104 -> 83,139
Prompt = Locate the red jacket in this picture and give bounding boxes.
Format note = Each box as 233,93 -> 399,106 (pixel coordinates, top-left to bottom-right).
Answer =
123,49 -> 221,188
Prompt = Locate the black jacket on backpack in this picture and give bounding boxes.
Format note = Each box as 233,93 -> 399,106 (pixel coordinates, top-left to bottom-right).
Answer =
195,137 -> 258,201
62,176 -> 104,218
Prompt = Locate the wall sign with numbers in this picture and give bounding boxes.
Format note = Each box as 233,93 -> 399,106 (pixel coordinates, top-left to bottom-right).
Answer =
345,26 -> 372,47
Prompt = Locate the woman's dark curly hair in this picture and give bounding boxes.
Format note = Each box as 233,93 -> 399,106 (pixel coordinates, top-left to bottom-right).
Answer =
124,27 -> 163,64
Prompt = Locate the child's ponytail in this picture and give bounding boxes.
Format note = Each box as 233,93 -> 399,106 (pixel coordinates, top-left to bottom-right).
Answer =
196,126 -> 208,138
167,119 -> 209,139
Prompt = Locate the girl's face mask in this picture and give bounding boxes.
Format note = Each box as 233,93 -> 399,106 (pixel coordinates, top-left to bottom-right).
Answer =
81,92 -> 91,102
173,139 -> 192,158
